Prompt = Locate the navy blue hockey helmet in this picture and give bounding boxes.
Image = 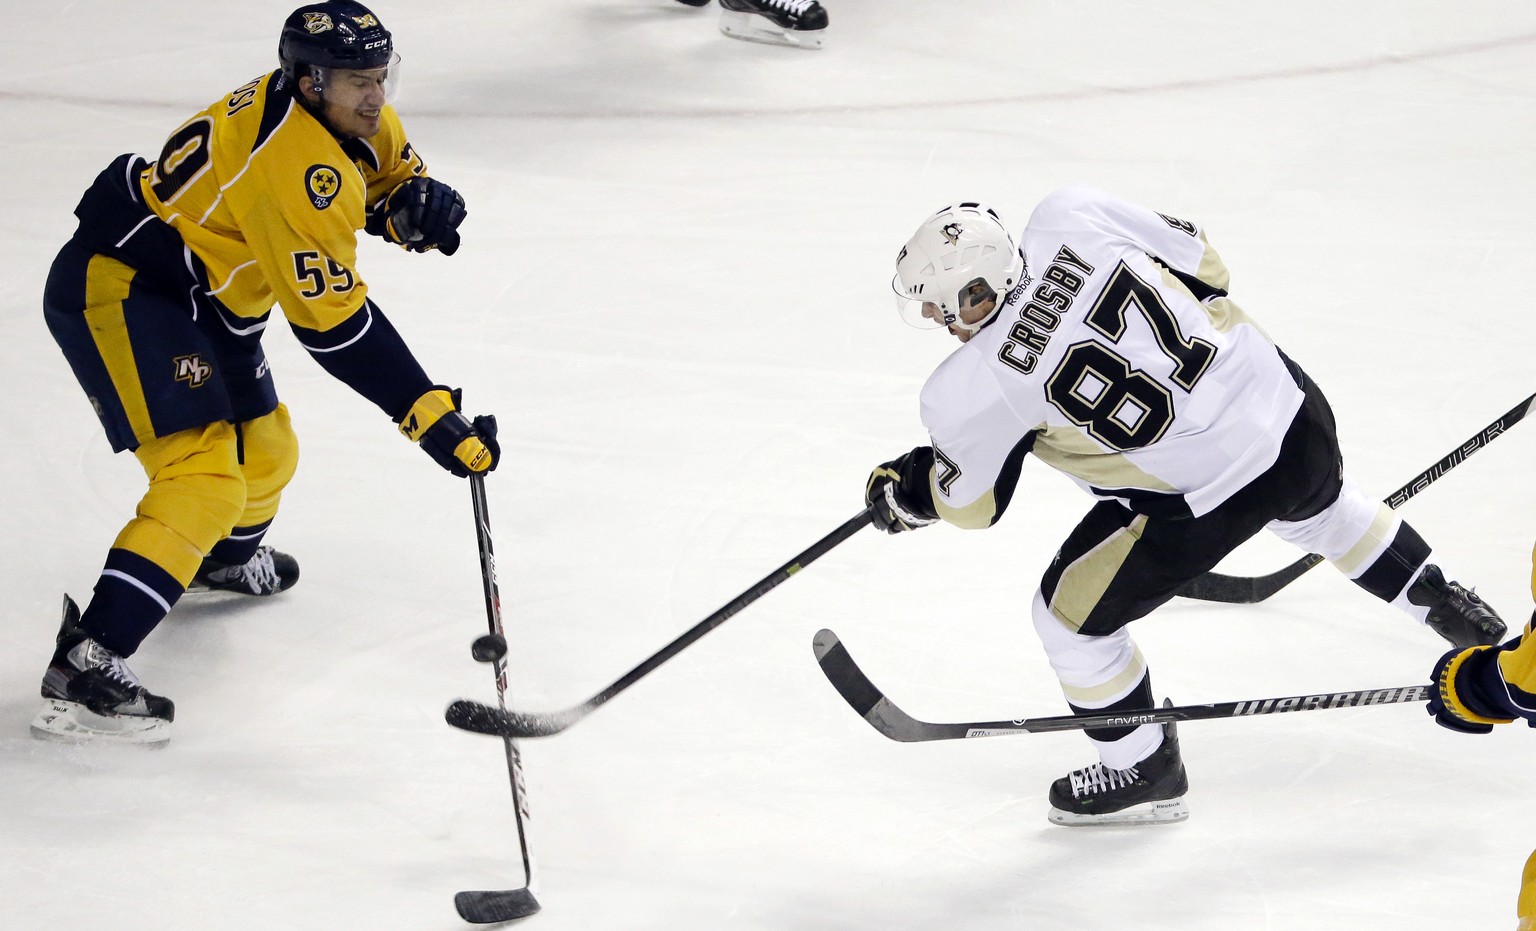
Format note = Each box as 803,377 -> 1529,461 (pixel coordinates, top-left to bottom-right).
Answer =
278,1 -> 394,81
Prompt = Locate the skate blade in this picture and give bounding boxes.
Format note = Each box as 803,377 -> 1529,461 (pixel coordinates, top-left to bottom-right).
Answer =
718,10 -> 826,49
30,698 -> 172,747
1048,797 -> 1188,827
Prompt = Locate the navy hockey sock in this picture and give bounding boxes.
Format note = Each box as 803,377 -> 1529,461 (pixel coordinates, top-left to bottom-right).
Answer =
78,549 -> 185,656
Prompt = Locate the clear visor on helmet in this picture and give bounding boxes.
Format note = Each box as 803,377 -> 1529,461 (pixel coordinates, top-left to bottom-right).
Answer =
311,52 -> 402,106
891,275 -> 997,332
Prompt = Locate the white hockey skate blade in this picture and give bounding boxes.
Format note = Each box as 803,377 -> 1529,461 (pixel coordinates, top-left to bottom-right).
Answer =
718,9 -> 826,49
1048,796 -> 1189,827
30,698 -> 172,747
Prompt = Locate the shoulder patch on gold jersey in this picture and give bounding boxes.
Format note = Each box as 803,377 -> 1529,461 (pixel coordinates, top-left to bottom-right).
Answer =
305,164 -> 342,209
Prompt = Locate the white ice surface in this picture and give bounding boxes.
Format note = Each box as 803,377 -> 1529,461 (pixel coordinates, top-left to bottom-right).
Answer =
3,2 -> 1536,929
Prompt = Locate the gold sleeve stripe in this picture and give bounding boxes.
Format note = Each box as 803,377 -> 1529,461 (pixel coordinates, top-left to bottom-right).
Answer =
83,255 -> 155,443
933,487 -> 998,529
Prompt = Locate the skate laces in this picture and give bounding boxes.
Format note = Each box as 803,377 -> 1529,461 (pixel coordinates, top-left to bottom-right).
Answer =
81,641 -> 142,689
764,0 -> 816,12
1068,762 -> 1140,798
224,547 -> 281,594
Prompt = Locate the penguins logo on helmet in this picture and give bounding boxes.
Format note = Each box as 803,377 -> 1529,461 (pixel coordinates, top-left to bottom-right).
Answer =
303,12 -> 334,33
891,202 -> 1024,334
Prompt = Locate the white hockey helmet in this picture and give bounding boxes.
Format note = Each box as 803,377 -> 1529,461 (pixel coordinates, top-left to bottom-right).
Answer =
892,202 -> 1023,332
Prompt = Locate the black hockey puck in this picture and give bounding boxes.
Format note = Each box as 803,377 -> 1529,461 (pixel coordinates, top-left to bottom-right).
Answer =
471,633 -> 508,663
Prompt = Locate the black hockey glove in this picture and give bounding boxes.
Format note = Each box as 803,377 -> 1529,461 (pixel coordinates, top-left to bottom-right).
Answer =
398,386 -> 499,477
367,177 -> 467,255
865,446 -> 940,534
1426,644 -> 1515,735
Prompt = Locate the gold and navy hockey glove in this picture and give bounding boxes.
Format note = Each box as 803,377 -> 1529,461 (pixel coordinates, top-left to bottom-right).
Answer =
398,386 -> 498,477
865,446 -> 939,534
1427,644 -> 1516,734
367,177 -> 467,255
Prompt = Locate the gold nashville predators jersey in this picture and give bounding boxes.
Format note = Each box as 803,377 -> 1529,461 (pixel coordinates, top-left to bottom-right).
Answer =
1487,546 -> 1536,716
138,69 -> 423,334
920,185 -> 1306,528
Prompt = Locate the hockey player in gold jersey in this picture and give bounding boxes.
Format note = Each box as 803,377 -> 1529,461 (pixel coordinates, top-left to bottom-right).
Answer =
1426,542 -> 1536,929
34,1 -> 497,745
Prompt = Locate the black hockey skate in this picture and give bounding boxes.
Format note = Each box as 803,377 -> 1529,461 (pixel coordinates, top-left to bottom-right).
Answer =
1407,564 -> 1506,649
1047,714 -> 1189,827
189,546 -> 300,596
31,595 -> 174,746
718,0 -> 828,49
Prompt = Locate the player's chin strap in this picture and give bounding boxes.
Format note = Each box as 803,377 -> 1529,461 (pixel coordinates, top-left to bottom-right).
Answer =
282,71 -> 361,144
950,304 -> 1002,335
946,287 -> 1004,335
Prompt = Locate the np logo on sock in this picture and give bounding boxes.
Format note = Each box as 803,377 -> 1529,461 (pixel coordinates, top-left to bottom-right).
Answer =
173,354 -> 212,388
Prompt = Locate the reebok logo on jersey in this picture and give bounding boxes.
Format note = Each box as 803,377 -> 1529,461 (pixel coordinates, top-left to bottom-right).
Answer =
303,12 -> 334,33
306,165 -> 342,210
173,354 -> 212,388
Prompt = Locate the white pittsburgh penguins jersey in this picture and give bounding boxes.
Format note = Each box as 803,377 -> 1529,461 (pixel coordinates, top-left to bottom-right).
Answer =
921,184 -> 1306,528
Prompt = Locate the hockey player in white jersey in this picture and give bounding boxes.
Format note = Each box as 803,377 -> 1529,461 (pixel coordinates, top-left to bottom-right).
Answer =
866,188 -> 1507,827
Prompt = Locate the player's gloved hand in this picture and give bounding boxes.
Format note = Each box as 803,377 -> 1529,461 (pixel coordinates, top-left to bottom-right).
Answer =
865,447 -> 939,534
398,386 -> 499,477
1426,644 -> 1514,734
367,177 -> 467,255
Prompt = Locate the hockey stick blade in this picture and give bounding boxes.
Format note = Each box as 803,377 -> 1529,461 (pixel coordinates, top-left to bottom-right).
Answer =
446,698 -> 579,740
1174,554 -> 1325,605
814,628 -> 1430,742
445,509 -> 873,740
1177,390 -> 1536,605
455,888 -> 541,923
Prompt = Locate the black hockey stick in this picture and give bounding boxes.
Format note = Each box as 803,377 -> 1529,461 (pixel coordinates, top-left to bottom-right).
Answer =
453,474 -> 541,923
445,508 -> 874,740
813,628 -> 1429,742
1176,390 -> 1536,604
